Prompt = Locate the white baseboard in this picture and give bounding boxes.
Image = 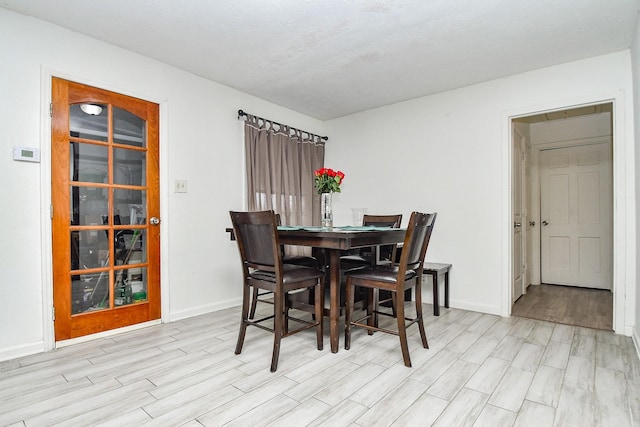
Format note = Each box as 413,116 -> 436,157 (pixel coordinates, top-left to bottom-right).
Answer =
451,299 -> 503,316
419,289 -> 501,316
633,327 -> 640,361
0,342 -> 46,363
169,297 -> 242,322
0,298 -> 242,363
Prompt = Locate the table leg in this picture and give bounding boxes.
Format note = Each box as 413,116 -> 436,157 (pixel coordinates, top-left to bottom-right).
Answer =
328,249 -> 341,353
444,271 -> 450,308
431,271 -> 440,316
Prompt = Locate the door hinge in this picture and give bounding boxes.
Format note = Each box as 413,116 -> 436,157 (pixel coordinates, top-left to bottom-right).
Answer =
49,103 -> 53,118
52,306 -> 55,321
50,204 -> 53,219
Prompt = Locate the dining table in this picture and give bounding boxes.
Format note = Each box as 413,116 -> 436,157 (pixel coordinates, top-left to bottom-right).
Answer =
227,225 -> 407,353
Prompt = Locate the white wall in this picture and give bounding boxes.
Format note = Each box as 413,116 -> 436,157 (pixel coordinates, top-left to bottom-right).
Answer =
325,52 -> 636,333
0,8 -> 324,360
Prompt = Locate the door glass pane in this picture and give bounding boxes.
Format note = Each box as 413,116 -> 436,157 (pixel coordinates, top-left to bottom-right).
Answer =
71,230 -> 110,270
71,186 -> 109,225
114,266 -> 148,307
113,147 -> 146,186
113,107 -> 146,147
114,189 -> 146,224
72,271 -> 110,314
70,142 -> 108,183
69,104 -> 108,142
114,229 -> 146,264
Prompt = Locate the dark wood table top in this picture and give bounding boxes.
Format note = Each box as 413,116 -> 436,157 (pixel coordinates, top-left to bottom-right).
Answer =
276,227 -> 406,250
226,226 -> 406,249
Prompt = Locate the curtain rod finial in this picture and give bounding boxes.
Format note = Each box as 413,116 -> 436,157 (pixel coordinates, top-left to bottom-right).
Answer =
238,109 -> 245,119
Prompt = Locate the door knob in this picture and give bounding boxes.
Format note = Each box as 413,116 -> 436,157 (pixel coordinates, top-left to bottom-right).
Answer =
542,220 -> 549,226
529,221 -> 536,227
150,217 -> 160,225
514,222 -> 522,228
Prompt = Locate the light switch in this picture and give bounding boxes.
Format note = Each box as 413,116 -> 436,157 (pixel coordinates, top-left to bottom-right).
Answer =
174,179 -> 188,193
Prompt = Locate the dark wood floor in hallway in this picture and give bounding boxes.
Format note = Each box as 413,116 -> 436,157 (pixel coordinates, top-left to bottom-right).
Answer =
512,284 -> 612,330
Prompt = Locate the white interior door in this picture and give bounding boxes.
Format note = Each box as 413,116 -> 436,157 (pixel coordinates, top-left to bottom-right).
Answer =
512,127 -> 525,302
540,143 -> 612,289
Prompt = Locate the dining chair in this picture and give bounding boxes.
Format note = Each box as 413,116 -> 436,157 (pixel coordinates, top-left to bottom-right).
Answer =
340,214 -> 403,269
340,214 -> 403,318
230,210 -> 324,372
248,213 -> 319,319
345,211 -> 436,367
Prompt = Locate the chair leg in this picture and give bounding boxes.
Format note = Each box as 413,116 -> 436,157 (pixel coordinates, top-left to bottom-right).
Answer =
391,293 -> 397,318
415,280 -> 429,349
284,300 -> 289,336
249,286 -> 259,319
235,285 -> 251,355
271,291 -> 284,372
315,280 -> 324,351
345,277 -> 353,350
395,291 -> 411,367
369,288 -> 376,334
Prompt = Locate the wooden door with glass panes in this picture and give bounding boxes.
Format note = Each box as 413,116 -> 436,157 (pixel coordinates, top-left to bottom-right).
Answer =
51,77 -> 160,341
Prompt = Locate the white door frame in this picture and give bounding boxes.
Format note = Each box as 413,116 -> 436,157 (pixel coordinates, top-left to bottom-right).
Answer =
512,125 -> 527,302
40,67 -> 171,351
502,91 -> 633,336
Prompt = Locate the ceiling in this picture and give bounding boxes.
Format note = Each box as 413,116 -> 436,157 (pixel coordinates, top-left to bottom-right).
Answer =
2,0 -> 639,120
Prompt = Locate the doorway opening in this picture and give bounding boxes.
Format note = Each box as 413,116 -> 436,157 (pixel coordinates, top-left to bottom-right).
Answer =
510,103 -> 613,330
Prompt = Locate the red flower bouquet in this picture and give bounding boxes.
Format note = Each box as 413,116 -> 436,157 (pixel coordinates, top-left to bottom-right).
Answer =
314,168 -> 345,194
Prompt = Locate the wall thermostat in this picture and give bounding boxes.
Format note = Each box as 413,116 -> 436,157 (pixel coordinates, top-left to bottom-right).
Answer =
13,146 -> 40,163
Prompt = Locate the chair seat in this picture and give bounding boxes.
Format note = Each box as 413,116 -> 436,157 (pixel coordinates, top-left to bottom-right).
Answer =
340,254 -> 394,270
339,254 -> 370,265
283,255 -> 318,268
250,264 -> 324,284
348,266 -> 418,283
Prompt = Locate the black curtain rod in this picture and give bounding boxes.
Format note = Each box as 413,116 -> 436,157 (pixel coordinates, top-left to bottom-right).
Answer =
237,109 -> 328,141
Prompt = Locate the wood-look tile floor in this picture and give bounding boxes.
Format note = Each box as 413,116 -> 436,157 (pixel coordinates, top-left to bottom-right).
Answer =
512,284 -> 613,331
1,303 -> 639,426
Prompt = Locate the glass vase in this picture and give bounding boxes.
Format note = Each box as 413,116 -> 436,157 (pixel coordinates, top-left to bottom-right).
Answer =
321,192 -> 333,228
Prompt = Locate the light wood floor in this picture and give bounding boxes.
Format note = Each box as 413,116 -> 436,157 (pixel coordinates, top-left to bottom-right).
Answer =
512,284 -> 613,331
1,302 -> 639,426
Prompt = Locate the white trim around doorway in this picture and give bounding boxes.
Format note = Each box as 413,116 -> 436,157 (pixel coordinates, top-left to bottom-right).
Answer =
501,91 -> 635,336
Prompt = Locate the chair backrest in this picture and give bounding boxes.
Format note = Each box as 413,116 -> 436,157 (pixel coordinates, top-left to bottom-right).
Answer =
397,212 -> 437,275
230,210 -> 281,273
362,214 -> 402,228
362,214 -> 402,261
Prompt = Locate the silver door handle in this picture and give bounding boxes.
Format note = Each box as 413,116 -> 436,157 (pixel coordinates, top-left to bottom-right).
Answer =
514,222 -> 522,228
150,217 -> 160,225
542,220 -> 549,226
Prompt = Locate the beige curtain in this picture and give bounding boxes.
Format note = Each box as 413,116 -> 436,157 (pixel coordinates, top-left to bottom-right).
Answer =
244,114 -> 324,228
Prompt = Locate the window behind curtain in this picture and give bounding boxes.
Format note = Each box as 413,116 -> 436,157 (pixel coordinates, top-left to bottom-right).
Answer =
243,116 -> 324,230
